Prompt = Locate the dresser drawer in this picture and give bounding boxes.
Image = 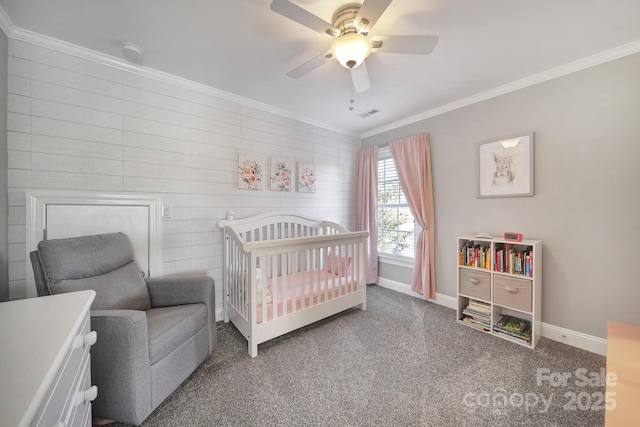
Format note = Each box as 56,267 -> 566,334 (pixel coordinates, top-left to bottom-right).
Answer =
459,268 -> 491,301
67,354 -> 94,427
493,275 -> 532,312
36,314 -> 92,427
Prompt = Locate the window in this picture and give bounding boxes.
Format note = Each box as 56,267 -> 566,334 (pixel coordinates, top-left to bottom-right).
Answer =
377,147 -> 417,258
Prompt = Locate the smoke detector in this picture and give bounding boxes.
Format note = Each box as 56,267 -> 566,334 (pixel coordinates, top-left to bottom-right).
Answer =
121,42 -> 144,63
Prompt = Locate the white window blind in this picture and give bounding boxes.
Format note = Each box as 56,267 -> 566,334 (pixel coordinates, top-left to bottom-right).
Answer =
377,147 -> 416,257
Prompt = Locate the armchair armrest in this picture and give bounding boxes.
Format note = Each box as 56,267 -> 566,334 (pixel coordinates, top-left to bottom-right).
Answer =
146,276 -> 214,307
146,276 -> 216,353
90,309 -> 152,425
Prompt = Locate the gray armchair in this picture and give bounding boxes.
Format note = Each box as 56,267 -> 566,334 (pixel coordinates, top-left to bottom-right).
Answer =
30,232 -> 216,426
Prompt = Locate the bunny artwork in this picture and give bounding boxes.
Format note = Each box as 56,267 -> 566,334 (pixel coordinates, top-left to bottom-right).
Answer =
492,152 -> 516,185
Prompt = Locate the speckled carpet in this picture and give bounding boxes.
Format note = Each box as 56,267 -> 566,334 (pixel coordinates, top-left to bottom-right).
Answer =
106,284 -> 606,427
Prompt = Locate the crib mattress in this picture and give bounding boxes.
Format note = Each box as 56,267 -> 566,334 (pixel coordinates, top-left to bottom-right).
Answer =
257,269 -> 358,323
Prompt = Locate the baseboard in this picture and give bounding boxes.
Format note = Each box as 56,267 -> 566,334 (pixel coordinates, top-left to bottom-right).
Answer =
376,277 -> 457,309
375,277 -> 607,356
541,322 -> 607,356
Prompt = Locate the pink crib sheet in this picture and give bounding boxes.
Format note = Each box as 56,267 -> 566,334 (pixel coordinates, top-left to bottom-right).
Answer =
256,269 -> 358,323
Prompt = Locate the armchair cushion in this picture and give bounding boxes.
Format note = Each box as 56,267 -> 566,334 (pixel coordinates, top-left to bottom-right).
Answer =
37,233 -> 151,310
38,232 -> 135,279
147,276 -> 216,353
146,304 -> 208,364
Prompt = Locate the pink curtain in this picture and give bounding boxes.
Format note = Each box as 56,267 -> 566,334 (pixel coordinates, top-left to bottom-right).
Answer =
355,146 -> 378,284
388,134 -> 435,299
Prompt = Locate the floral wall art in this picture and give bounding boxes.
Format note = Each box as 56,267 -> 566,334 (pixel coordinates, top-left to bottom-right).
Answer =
238,153 -> 264,191
270,157 -> 294,192
298,162 -> 316,193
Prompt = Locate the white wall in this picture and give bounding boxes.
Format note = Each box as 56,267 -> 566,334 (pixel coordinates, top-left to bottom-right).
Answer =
6,39 -> 360,313
364,53 -> 640,339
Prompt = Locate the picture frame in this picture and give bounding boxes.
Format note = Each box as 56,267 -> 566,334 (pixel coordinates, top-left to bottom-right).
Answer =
478,132 -> 534,198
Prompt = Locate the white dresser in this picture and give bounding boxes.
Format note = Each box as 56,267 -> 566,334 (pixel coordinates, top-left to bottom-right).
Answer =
0,290 -> 97,427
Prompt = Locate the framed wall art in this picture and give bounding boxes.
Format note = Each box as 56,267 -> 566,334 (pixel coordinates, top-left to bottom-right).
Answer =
238,153 -> 264,191
270,157 -> 294,192
478,132 -> 534,198
297,162 -> 316,193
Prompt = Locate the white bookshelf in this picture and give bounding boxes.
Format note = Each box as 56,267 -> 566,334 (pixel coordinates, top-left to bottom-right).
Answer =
457,235 -> 542,348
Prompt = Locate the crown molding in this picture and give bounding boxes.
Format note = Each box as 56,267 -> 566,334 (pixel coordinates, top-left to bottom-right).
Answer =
360,39 -> 640,139
0,4 -> 15,37
4,19 -> 357,138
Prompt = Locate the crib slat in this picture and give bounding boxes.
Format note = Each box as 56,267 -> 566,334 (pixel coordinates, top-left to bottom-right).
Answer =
232,238 -> 238,315
278,254 -> 284,318
323,247 -> 329,303
233,240 -> 237,313
331,245 -> 337,300
294,250 -> 299,312
350,243 -> 355,294
269,254 -> 275,322
285,252 -> 291,316
227,235 -> 232,315
232,239 -> 237,314
314,248 -> 320,306
237,249 -> 242,316
350,242 -> 356,293
338,244 -> 343,296
239,245 -> 243,315
356,242 -> 360,292
242,252 -> 247,317
345,243 -> 350,295
301,249 -> 307,309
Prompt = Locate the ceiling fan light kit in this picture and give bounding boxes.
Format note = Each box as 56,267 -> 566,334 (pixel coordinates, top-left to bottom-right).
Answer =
331,33 -> 371,69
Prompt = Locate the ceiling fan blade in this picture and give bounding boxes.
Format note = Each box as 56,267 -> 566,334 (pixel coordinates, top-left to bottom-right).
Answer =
371,35 -> 439,55
355,0 -> 392,33
286,50 -> 333,79
350,61 -> 371,93
270,0 -> 341,38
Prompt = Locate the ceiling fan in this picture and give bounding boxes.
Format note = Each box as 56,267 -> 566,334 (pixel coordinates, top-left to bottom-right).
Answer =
270,0 -> 439,93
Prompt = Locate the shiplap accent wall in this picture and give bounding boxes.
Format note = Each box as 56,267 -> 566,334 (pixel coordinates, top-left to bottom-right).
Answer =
6,39 -> 360,309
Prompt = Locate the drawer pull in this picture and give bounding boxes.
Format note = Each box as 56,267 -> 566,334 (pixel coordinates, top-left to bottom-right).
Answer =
468,278 -> 480,285
83,331 -> 98,346
504,286 -> 518,293
84,385 -> 98,402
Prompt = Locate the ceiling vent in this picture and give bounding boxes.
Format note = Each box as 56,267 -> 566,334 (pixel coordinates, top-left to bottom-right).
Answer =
358,108 -> 381,118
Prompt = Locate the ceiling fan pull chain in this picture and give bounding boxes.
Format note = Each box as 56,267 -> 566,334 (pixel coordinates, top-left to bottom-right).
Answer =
349,86 -> 355,111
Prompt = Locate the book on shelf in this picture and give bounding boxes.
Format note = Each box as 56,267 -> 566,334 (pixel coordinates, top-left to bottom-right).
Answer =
467,299 -> 490,311
462,315 -> 490,331
493,244 -> 534,277
493,315 -> 532,342
462,309 -> 490,322
459,242 -> 491,269
461,299 -> 492,330
493,325 -> 532,343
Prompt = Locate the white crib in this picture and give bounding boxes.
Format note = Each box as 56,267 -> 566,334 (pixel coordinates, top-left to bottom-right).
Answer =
217,211 -> 368,357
